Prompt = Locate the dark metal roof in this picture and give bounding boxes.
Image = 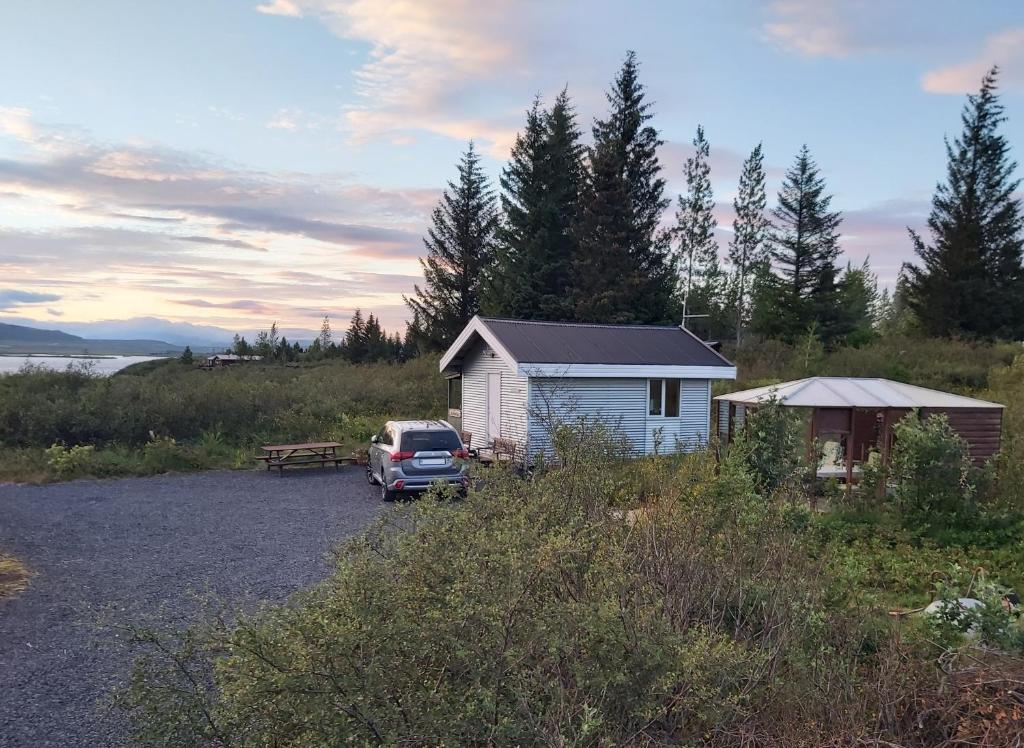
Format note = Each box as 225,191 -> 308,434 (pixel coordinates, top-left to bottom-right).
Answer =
479,318 -> 733,367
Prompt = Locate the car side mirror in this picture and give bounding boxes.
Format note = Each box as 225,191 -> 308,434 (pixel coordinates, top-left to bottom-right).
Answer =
371,435 -> 380,444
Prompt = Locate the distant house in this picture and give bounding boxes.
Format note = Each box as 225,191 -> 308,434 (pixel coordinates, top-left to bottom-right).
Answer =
439,316 -> 736,460
204,353 -> 263,367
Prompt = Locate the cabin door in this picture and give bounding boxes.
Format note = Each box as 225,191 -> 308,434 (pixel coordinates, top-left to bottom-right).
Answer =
486,373 -> 502,443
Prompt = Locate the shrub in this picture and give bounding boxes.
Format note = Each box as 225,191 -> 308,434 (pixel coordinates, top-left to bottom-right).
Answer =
889,412 -> 975,528
45,443 -> 98,479
729,395 -> 808,497
116,435 -> 885,746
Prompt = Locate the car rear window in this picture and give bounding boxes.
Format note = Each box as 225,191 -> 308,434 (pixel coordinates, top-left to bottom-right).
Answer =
400,430 -> 462,453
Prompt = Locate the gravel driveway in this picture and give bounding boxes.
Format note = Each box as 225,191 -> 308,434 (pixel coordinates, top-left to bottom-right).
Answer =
0,467 -> 383,748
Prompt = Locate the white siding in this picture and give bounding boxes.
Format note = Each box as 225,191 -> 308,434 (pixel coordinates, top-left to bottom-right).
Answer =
527,378 -> 648,459
460,340 -> 528,452
527,377 -> 712,460
717,400 -> 730,441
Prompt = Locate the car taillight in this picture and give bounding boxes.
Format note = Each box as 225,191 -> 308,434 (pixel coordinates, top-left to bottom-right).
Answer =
390,451 -> 414,462
453,448 -> 468,459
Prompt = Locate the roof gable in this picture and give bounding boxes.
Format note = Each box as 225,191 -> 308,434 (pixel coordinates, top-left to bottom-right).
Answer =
440,316 -> 735,378
715,377 -> 1003,409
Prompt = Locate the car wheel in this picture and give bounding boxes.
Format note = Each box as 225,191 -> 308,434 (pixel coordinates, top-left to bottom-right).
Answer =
366,462 -> 377,484
380,470 -> 396,502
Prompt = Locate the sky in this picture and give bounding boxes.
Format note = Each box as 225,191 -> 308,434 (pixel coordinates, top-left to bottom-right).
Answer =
0,0 -> 1022,340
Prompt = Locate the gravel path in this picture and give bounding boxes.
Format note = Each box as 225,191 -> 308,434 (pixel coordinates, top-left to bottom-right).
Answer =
0,467 -> 383,747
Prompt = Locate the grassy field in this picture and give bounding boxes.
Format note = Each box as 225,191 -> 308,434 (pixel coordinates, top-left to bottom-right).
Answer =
0,355 -> 445,482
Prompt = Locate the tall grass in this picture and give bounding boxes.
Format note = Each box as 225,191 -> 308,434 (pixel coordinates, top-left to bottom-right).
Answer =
0,356 -> 445,481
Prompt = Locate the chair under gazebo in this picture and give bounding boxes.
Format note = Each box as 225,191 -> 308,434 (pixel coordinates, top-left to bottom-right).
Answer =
714,377 -> 1004,485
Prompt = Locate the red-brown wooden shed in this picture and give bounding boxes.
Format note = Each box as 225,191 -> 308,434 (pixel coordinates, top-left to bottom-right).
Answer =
714,377 -> 1004,484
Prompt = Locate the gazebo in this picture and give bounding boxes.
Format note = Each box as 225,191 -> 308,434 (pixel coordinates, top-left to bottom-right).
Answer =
715,377 -> 1004,484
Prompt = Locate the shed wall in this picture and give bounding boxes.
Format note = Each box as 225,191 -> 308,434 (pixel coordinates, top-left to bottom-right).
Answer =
527,377 -> 712,460
923,407 -> 1003,465
461,340 -> 528,452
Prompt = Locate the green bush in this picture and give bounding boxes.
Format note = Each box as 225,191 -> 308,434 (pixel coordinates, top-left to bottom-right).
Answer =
889,412 -> 975,529
729,395 -> 808,497
116,439 -> 896,746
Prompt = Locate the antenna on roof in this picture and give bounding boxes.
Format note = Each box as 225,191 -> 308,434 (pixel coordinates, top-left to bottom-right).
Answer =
679,313 -> 709,331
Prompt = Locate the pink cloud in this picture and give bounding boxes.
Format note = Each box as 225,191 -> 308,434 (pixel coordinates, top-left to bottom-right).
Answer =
922,27 -> 1024,94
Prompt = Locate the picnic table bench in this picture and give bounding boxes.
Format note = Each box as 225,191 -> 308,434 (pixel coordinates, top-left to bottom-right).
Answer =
257,442 -> 351,476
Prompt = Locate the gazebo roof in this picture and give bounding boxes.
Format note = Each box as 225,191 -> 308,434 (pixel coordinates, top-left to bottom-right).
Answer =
715,377 -> 1003,410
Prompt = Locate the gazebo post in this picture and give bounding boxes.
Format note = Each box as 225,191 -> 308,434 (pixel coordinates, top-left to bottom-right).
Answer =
807,407 -> 818,497
845,408 -> 856,496
877,408 -> 892,500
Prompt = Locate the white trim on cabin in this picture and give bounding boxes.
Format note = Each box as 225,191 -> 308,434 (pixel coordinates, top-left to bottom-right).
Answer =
439,315 -> 519,373
519,363 -> 736,379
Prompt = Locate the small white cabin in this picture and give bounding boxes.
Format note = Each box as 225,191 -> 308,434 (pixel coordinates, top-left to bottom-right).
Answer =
440,316 -> 736,460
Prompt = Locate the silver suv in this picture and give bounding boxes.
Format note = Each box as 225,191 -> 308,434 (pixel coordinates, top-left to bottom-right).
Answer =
367,420 -> 469,500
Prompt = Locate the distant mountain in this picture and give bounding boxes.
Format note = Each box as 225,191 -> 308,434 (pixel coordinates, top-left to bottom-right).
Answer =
0,322 -> 80,344
0,321 -> 183,355
0,316 -> 320,352
53,317 -> 234,348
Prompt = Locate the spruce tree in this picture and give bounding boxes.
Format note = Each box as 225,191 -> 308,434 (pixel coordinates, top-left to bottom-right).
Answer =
835,260 -> 879,345
675,125 -> 725,337
484,92 -> 584,320
344,309 -> 367,363
756,145 -> 842,343
728,143 -> 769,345
573,51 -> 677,324
904,67 -> 1024,338
406,142 -> 498,349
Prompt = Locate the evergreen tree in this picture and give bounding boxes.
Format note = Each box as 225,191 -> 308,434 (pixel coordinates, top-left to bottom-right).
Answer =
180,345 -> 194,365
485,90 -> 584,320
364,314 -> 387,362
675,125 -> 725,337
834,260 -> 879,345
318,315 -> 332,351
231,334 -> 252,356
728,143 -> 770,345
904,67 -> 1024,338
406,142 -> 498,350
344,309 -> 367,363
573,51 -> 677,324
755,145 -> 843,343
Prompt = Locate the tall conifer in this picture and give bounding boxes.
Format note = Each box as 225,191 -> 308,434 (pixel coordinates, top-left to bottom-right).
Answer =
675,125 -> 724,337
755,146 -> 842,342
728,143 -> 769,345
904,67 -> 1024,338
485,90 -> 584,320
405,142 -> 498,350
573,51 -> 677,324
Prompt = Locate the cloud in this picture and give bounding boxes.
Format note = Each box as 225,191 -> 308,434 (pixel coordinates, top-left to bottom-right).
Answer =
0,109 -> 433,257
174,235 -> 267,251
255,0 -> 302,17
257,0 -> 537,156
172,298 -> 275,314
0,289 -> 61,310
266,108 -> 302,130
762,0 -> 914,59
922,27 -> 1024,94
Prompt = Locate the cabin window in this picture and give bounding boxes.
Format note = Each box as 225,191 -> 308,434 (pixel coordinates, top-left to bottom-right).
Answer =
648,379 -> 663,416
447,377 -> 462,410
649,379 -> 681,417
665,379 -> 680,417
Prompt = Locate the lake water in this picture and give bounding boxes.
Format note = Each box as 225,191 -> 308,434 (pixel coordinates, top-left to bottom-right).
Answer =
0,355 -> 168,375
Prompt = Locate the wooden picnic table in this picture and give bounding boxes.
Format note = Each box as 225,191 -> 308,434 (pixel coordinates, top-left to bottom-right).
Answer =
258,441 -> 349,476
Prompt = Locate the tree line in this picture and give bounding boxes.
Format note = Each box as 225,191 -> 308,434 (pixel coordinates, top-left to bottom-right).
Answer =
405,54 -> 1023,351
218,311 -> 415,365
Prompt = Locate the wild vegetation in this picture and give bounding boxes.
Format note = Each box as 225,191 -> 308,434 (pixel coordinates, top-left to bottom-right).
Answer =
0,356 -> 444,482
114,411 -> 1024,746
